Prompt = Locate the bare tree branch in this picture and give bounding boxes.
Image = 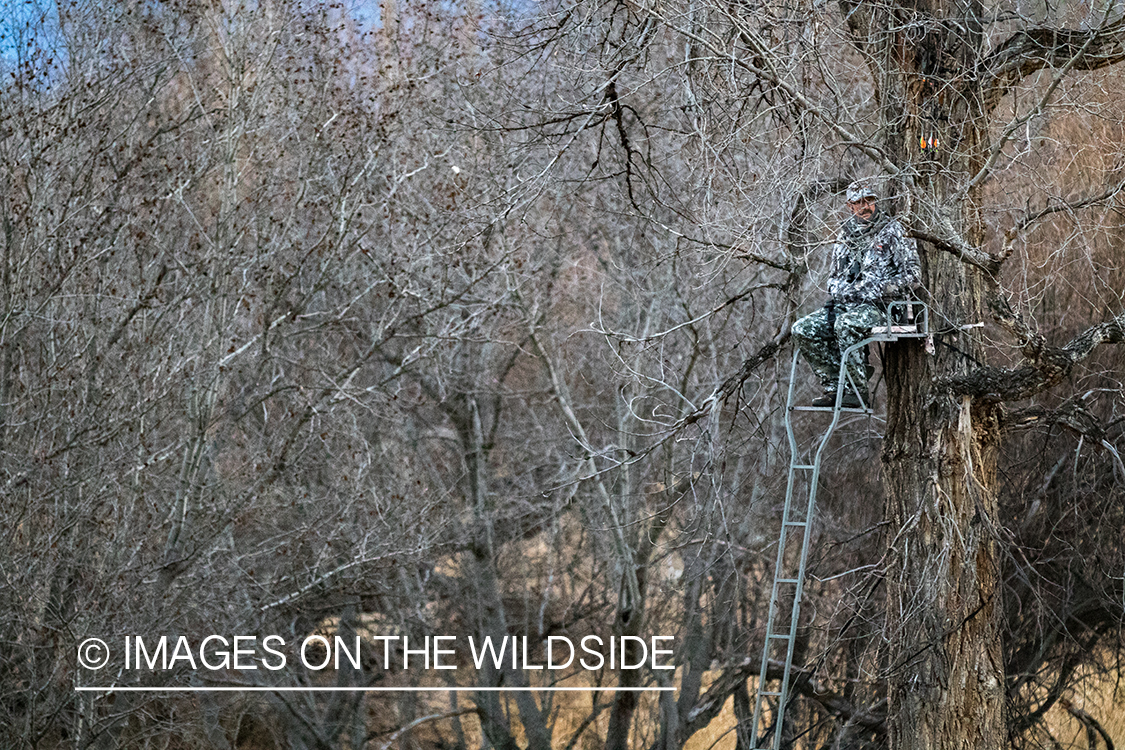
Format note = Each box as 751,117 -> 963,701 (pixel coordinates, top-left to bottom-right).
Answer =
1059,698 -> 1116,750
942,312 -> 1125,401
677,331 -> 790,430
676,657 -> 885,745
981,19 -> 1125,113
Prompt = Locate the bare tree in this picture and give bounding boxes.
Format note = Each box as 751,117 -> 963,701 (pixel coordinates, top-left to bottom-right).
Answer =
3,0 -> 1125,748
493,1 -> 1125,748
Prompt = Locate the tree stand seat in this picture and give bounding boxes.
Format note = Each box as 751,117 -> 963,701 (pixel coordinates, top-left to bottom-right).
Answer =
868,299 -> 929,340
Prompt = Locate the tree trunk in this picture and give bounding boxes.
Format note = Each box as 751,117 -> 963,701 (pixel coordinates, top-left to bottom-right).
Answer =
863,1 -> 1007,748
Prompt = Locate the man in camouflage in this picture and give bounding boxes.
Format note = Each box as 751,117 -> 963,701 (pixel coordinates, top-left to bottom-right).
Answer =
792,181 -> 921,408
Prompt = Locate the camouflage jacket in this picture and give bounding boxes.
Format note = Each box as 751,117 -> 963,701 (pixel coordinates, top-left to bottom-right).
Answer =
828,211 -> 921,305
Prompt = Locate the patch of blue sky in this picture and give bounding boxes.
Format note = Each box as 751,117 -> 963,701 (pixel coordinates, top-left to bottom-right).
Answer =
345,0 -> 539,33
0,0 -> 69,92
0,0 -> 541,77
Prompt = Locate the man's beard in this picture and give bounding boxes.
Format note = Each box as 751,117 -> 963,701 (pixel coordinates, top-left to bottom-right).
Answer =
845,209 -> 889,239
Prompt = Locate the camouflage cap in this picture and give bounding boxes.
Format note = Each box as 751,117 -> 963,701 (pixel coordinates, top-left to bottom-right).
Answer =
845,180 -> 879,203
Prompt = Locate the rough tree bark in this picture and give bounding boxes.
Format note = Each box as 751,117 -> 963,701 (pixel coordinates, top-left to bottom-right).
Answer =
838,1 -> 1125,748
836,2 -> 1007,747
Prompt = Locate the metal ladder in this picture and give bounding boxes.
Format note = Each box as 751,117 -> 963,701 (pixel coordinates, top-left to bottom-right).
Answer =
748,301 -> 929,750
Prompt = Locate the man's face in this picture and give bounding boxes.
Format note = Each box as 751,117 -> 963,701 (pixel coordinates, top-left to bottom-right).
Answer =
847,197 -> 876,221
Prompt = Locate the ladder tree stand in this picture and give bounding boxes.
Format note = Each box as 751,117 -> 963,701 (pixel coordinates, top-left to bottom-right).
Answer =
748,300 -> 930,750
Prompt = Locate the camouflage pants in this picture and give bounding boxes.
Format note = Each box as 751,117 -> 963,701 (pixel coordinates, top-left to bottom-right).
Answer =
791,302 -> 884,394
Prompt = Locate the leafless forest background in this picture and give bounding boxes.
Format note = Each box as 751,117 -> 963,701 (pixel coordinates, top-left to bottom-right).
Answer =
1,0 -> 1123,748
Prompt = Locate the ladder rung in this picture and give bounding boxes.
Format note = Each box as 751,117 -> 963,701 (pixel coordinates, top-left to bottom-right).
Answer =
775,578 -> 799,584
783,520 -> 807,527
791,464 -> 815,470
767,633 -> 792,639
757,690 -> 782,697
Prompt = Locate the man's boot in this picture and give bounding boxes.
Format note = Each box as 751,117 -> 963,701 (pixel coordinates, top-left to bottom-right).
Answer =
812,392 -> 838,407
812,389 -> 869,409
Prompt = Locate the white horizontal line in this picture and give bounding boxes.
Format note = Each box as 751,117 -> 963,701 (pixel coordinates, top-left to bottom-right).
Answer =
76,686 -> 674,693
